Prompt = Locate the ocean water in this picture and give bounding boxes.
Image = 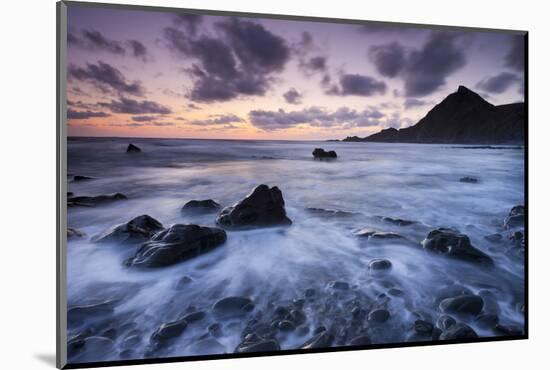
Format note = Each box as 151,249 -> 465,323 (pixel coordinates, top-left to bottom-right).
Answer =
66,137 -> 525,363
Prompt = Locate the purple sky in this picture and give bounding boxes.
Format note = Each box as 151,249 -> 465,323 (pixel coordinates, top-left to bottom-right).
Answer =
66,4 -> 525,140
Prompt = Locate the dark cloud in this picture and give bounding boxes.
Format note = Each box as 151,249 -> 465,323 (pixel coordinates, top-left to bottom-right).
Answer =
187,114 -> 244,126
402,32 -> 466,97
68,29 -> 151,61
163,18 -> 290,102
403,98 -> 431,109
300,56 -> 327,75
187,103 -> 201,110
283,88 -> 302,105
248,106 -> 386,131
80,29 -> 125,54
476,72 -> 520,94
505,35 -> 525,71
131,115 -> 158,122
127,40 -> 150,61
173,13 -> 203,35
67,109 -> 110,119
68,61 -> 144,96
328,74 -> 387,96
369,42 -> 406,78
98,97 -> 172,114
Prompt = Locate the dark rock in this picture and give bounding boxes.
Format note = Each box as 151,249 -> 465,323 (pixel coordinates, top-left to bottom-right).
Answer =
181,311 -> 206,324
301,330 -> 334,349
422,228 -> 494,266
440,324 -> 478,340
388,288 -> 404,297
182,199 -> 221,213
380,216 -> 416,226
150,319 -> 187,345
510,231 -> 524,248
287,309 -> 307,326
174,276 -> 193,290
484,233 -> 503,243
73,175 -> 94,182
235,336 -> 280,353
305,288 -> 316,298
306,207 -> 358,218
278,320 -> 296,332
432,327 -> 443,340
368,259 -> 392,271
475,313 -> 499,329
216,185 -> 292,228
329,281 -> 349,290
312,148 -> 337,159
68,336 -> 114,357
68,193 -> 127,207
121,334 -> 141,348
494,324 -> 524,336
414,320 -> 434,334
436,315 -> 456,330
126,143 -> 142,153
67,227 -> 86,239
187,338 -> 226,355
208,323 -> 222,338
349,335 -> 371,346
313,326 -> 327,335
274,306 -> 291,319
368,309 -> 390,323
504,205 -> 525,229
126,224 -> 226,267
92,215 -> 164,244
355,229 -> 407,241
67,191 -> 74,197
212,296 -> 254,318
460,176 -> 478,183
439,295 -> 484,316
120,349 -> 136,359
67,301 -> 115,324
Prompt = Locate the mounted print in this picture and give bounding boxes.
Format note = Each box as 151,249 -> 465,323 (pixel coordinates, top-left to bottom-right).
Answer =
56,1 -> 528,368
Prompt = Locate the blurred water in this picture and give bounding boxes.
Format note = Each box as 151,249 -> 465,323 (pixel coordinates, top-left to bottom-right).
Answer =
66,137 -> 525,363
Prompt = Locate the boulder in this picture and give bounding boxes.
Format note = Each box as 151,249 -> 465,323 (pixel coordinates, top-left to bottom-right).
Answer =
439,295 -> 484,316
415,320 -> 434,335
504,205 -> 525,229
212,296 -> 254,318
92,215 -> 164,244
67,227 -> 86,239
475,313 -> 499,329
459,176 -> 478,183
150,319 -> 187,347
349,335 -> 371,346
368,309 -> 390,322
216,185 -> 292,228
484,233 -> 503,243
329,281 -> 349,290
436,315 -> 456,330
187,338 -> 226,355
300,330 -> 334,349
380,216 -> 416,226
68,193 -> 127,207
439,324 -> 478,340
235,336 -> 280,353
421,228 -> 494,266
126,224 -> 226,267
368,259 -> 392,271
73,175 -> 94,182
312,148 -> 337,159
126,143 -> 142,153
174,276 -> 193,290
182,199 -> 221,213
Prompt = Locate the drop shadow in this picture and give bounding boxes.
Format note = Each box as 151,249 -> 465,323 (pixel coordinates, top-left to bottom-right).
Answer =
34,353 -> 56,367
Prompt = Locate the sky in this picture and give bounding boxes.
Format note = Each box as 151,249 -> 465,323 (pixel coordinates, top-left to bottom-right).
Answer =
66,5 -> 525,140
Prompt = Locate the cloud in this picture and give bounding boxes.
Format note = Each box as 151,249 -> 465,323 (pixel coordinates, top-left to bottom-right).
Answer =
68,29 -> 151,61
186,103 -> 201,110
402,32 -> 466,97
403,98 -> 431,109
369,42 -> 406,78
127,40 -> 150,61
68,61 -> 144,96
163,18 -> 290,102
172,13 -> 203,35
505,35 -> 525,71
476,72 -> 521,94
283,88 -> 302,104
131,115 -> 158,122
98,97 -> 172,114
67,109 -> 110,119
327,74 -> 387,96
187,114 -> 244,126
300,56 -> 327,75
248,106 -> 386,131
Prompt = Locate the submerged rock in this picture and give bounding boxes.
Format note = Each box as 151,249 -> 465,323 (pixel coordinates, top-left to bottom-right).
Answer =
368,259 -> 392,271
150,319 -> 188,347
301,330 -> 334,349
312,148 -> 337,159
475,313 -> 499,329
439,324 -> 478,340
68,193 -> 127,207
67,227 -> 86,239
212,296 -> 254,318
126,143 -> 142,153
436,315 -> 456,330
73,175 -> 94,182
182,199 -> 221,213
126,224 -> 226,267
459,176 -> 478,183
329,281 -> 350,290
355,228 -> 408,242
439,295 -> 484,316
421,228 -> 494,266
349,335 -> 371,346
414,320 -> 434,335
484,233 -> 503,243
216,185 -> 292,228
504,205 -> 525,229
380,216 -> 416,226
67,301 -> 115,325
174,276 -> 193,290
368,309 -> 390,322
187,338 -> 226,355
306,207 -> 358,218
235,336 -> 280,353
92,215 -> 164,244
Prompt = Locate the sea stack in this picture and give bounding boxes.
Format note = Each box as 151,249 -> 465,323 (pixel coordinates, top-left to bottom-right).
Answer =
127,143 -> 142,153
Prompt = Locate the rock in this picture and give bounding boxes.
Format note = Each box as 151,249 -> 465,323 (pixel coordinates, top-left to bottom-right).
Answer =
460,176 -> 478,183
380,216 -> 416,226
67,227 -> 86,239
68,193 -> 127,207
355,229 -> 407,241
287,309 -> 307,326
510,231 -> 524,248
306,207 -> 358,218
73,175 -> 94,182
67,192 -> 74,197
181,199 -> 221,213
421,228 -> 494,266
329,281 -> 349,290
68,336 -> 114,358
305,288 -> 316,298
67,301 -> 115,325
181,311 -> 206,324
475,313 -> 499,329
368,309 -> 390,322
368,259 -> 392,271
92,215 -> 164,244
212,296 -> 254,318
439,295 -> 484,316
150,319 -> 187,346
235,335 -> 280,353
174,276 -> 193,290
484,233 -> 503,243
439,324 -> 478,340
414,320 -> 434,335
126,224 -> 227,267
349,335 -> 371,346
494,324 -> 524,336
312,148 -> 337,159
301,330 -> 334,349
436,315 -> 456,330
388,288 -> 405,297
187,338 -> 226,355
216,185 -> 292,228
126,143 -> 142,153
504,205 -> 525,229
278,320 -> 296,332
208,323 -> 222,338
